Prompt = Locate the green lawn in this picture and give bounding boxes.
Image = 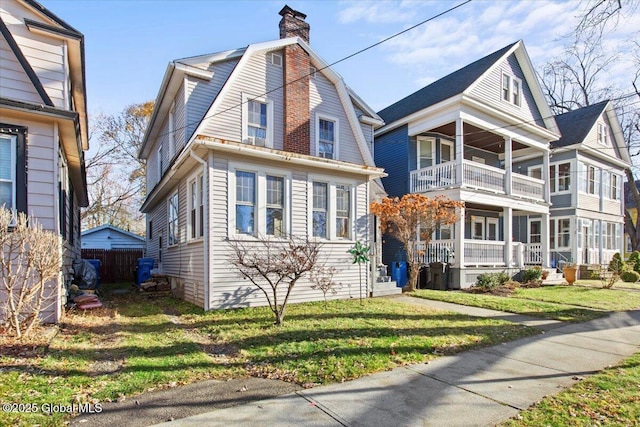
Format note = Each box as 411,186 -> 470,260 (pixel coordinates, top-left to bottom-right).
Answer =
502,351 -> 640,426
412,289 -> 605,322
0,285 -> 537,427
514,285 -> 640,311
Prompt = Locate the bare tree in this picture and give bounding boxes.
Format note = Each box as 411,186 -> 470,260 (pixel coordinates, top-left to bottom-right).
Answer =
310,265 -> 342,304
83,101 -> 153,234
1,208 -> 61,339
540,0 -> 640,250
228,235 -> 321,325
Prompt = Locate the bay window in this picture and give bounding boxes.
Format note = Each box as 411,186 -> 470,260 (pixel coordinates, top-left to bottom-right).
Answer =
336,185 -> 351,239
168,192 -> 179,246
312,182 -> 328,238
266,175 -> 284,237
235,171 -> 256,235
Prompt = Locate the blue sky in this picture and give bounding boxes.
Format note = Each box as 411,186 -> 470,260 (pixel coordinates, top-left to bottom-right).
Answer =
39,0 -> 639,117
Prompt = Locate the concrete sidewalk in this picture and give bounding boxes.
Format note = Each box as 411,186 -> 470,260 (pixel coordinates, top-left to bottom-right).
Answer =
154,304 -> 640,427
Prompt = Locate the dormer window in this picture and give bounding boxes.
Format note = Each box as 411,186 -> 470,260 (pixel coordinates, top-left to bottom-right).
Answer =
502,72 -> 522,106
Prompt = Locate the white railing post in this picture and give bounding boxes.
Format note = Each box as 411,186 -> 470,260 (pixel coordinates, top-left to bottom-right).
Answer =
455,207 -> 465,268
504,137 -> 512,195
504,206 -> 512,267
456,118 -> 464,186
541,212 -> 550,268
517,243 -> 525,267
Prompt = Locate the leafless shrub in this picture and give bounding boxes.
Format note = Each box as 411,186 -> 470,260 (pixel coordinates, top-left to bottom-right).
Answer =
1,208 -> 61,339
228,235 -> 321,325
310,265 -> 342,304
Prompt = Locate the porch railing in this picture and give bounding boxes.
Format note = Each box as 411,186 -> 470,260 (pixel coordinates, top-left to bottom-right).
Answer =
463,161 -> 505,193
464,240 -> 505,266
512,174 -> 544,201
415,240 -> 455,264
524,243 -> 543,265
409,160 -> 545,203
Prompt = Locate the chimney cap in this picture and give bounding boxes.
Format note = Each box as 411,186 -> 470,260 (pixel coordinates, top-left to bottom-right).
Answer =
279,5 -> 307,20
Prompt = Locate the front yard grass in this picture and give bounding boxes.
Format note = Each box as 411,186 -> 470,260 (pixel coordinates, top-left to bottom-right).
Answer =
502,351 -> 640,426
412,288 -> 606,322
413,284 -> 640,322
0,285 -> 537,427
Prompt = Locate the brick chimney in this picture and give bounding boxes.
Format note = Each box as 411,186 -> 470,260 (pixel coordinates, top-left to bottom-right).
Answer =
279,5 -> 311,155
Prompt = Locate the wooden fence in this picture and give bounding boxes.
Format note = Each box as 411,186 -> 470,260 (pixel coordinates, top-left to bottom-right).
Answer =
81,249 -> 144,284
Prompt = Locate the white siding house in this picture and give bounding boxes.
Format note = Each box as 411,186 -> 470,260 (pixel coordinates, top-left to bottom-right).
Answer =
0,0 -> 88,322
138,6 -> 387,310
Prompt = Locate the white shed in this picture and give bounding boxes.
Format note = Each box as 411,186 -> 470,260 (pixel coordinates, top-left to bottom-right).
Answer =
81,225 -> 146,250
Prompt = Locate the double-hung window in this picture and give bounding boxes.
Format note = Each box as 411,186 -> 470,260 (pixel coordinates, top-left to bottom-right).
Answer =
266,175 -> 284,237
335,185 -> 351,239
188,174 -> 204,239
317,115 -> 338,159
312,182 -> 328,238
242,93 -> 273,147
557,218 -> 571,249
603,170 -> 611,199
235,171 -> 256,235
550,162 -> 571,193
588,165 -> 599,195
0,133 -> 16,211
612,174 -> 620,200
502,72 -> 522,106
598,123 -> 610,146
157,145 -> 163,183
168,193 -> 179,246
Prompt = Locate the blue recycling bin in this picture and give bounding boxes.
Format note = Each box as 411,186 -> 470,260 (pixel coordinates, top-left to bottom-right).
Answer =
85,259 -> 101,285
391,261 -> 408,288
136,257 -> 155,286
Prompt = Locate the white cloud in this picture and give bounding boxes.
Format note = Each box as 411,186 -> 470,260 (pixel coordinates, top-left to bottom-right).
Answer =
338,0 -> 419,24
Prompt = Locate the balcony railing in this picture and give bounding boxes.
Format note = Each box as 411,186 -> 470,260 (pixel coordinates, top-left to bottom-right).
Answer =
410,160 -> 545,202
464,240 -> 506,266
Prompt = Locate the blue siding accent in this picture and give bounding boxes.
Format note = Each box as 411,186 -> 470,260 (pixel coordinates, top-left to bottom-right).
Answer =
374,125 -> 410,198
374,125 -> 410,265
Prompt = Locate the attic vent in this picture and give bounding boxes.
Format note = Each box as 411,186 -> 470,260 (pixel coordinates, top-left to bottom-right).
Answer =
309,66 -> 317,78
270,52 -> 282,67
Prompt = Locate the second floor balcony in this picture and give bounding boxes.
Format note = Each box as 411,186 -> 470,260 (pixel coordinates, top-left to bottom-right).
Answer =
409,159 -> 546,203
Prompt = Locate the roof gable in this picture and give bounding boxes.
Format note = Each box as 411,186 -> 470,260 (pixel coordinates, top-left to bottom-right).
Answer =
378,42 -> 516,124
81,224 -> 145,242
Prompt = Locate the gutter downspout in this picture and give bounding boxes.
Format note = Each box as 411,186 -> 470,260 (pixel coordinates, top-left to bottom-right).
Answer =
189,150 -> 210,311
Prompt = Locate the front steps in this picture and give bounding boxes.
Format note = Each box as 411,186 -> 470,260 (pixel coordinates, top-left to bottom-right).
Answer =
542,271 -> 565,285
371,269 -> 402,297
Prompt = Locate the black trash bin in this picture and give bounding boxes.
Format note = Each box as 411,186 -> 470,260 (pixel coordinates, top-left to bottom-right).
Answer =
428,262 -> 448,290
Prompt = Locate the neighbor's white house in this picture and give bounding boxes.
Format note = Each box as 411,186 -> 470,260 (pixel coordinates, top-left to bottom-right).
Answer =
1,0 -> 88,322
138,6 -> 391,310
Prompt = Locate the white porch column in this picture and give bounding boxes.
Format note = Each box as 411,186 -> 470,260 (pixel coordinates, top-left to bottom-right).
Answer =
543,150 -> 550,203
455,118 -> 464,186
504,137 -> 512,195
541,212 -> 550,268
504,207 -> 513,266
455,206 -> 465,268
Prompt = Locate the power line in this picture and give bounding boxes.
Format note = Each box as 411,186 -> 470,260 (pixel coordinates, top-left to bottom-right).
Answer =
150,0 -> 473,146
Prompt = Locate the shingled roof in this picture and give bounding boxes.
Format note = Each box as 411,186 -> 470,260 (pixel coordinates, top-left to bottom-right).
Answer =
377,42 -> 517,124
552,100 -> 609,148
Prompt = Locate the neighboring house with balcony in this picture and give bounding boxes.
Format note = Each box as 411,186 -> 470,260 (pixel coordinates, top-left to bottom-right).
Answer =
1,0 -> 88,322
138,6 -> 390,310
533,101 -> 629,268
374,41 -> 560,288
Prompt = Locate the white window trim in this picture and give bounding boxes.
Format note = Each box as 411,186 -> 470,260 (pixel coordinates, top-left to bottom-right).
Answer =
501,72 -> 522,107
241,92 -> 274,148
528,165 -> 542,179
227,162 -> 291,239
0,134 -> 17,213
550,161 -> 571,195
270,52 -> 282,67
528,218 -> 541,244
597,122 -> 610,147
472,217 -> 485,240
440,138 -> 454,163
315,112 -> 340,160
187,172 -> 204,242
167,192 -> 179,247
416,136 -> 436,169
554,217 -> 572,251
486,217 -> 499,241
307,175 -> 357,242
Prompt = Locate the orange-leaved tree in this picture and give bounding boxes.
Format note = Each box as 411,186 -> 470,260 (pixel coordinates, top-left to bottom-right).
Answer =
370,194 -> 464,292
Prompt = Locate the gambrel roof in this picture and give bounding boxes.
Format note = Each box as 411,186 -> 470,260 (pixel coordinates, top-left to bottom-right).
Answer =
139,37 -> 383,167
